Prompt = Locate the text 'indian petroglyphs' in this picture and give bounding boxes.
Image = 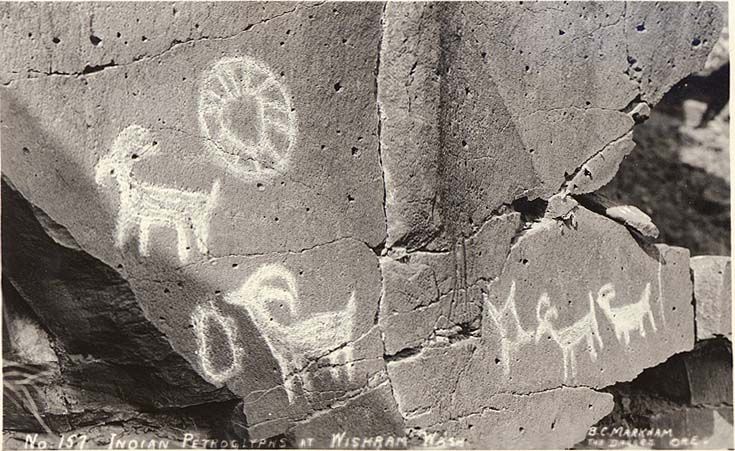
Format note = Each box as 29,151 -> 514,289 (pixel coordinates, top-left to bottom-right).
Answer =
95,125 -> 220,263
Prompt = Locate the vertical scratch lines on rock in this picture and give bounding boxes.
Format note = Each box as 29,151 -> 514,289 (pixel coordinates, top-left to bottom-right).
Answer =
375,2 -> 389,252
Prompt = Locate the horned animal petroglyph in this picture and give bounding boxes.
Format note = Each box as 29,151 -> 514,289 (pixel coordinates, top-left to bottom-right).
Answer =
483,281 -> 534,376
95,125 -> 220,263
225,263 -> 356,403
595,283 -> 656,346
536,291 -> 603,381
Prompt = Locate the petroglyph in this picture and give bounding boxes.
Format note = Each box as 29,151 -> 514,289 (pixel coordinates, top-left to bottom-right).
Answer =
483,281 -> 534,376
225,263 -> 356,403
191,302 -> 244,386
536,290 -> 603,381
657,257 -> 668,329
595,283 -> 657,346
198,56 -> 298,181
95,125 -> 220,263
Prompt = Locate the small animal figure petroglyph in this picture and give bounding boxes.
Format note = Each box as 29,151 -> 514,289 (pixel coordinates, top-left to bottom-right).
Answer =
95,125 -> 220,263
198,56 -> 297,181
483,280 -> 534,376
594,283 -> 656,346
224,263 -> 356,403
191,302 -> 244,385
536,291 -> 603,381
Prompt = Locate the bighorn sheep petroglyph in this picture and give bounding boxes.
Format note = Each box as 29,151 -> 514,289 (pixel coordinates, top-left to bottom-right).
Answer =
95,125 -> 220,263
483,280 -> 534,376
594,283 -> 656,346
225,263 -> 356,403
536,291 -> 603,381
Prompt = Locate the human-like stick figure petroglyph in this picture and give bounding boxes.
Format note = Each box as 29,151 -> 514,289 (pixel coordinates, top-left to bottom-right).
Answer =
192,302 -> 244,385
224,263 -> 356,403
483,281 -> 534,376
536,290 -> 603,381
199,56 -> 297,181
95,125 -> 220,263
595,283 -> 656,346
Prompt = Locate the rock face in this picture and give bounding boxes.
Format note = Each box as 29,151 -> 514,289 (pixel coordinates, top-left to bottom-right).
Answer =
1,2 -> 725,449
691,256 -> 732,341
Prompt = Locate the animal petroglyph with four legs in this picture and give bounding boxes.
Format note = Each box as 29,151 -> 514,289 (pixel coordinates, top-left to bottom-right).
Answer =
199,56 -> 298,181
224,263 -> 356,403
483,280 -> 534,376
95,125 -> 220,263
535,290 -> 604,381
594,283 -> 656,346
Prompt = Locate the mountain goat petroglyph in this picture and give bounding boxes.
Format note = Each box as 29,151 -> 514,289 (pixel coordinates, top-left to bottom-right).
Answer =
95,125 -> 220,263
224,263 -> 356,403
192,302 -> 244,385
595,283 -> 657,346
483,281 -> 534,376
198,56 -> 298,181
535,290 -> 604,381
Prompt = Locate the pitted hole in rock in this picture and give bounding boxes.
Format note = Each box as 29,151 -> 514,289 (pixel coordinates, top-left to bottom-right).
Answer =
636,22 -> 646,32
692,37 -> 702,47
334,82 -> 343,92
351,146 -> 360,157
89,34 -> 102,46
52,37 -> 60,44
224,94 -> 263,148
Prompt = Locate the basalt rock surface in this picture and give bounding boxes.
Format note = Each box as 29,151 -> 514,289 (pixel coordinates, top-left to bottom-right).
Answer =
1,2 -> 725,449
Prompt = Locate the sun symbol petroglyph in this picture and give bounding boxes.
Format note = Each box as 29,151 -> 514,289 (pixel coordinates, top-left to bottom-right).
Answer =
95,125 -> 220,263
198,56 -> 297,181
224,263 -> 356,403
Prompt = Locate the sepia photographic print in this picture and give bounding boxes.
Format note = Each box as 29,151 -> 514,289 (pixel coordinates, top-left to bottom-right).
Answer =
1,1 -> 732,449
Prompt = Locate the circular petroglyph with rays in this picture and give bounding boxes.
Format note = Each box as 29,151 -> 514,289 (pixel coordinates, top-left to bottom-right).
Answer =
198,56 -> 297,181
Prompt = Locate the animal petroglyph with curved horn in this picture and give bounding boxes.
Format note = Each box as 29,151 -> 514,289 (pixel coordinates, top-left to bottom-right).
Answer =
95,125 -> 220,263
224,263 -> 356,403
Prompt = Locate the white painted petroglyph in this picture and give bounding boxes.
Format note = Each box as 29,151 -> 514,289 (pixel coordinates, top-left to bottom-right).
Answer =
536,289 -> 604,381
595,283 -> 657,346
225,263 -> 356,403
192,302 -> 244,385
95,125 -> 220,263
657,257 -> 668,328
198,56 -> 297,181
483,281 -> 534,376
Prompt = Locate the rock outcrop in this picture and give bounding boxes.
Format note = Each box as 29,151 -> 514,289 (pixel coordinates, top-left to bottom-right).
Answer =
1,2 -> 726,449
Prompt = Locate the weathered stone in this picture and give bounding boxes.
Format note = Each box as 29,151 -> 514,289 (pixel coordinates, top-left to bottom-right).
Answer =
379,213 -> 520,355
479,207 -> 693,390
691,256 -> 732,341
380,2 -> 722,249
1,1 -> 725,447
683,340 -> 733,406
